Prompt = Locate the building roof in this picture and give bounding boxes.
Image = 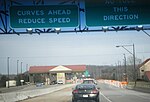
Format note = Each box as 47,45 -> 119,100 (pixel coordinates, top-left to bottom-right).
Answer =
50,65 -> 72,72
29,65 -> 86,74
139,58 -> 150,68
64,65 -> 86,72
29,66 -> 55,74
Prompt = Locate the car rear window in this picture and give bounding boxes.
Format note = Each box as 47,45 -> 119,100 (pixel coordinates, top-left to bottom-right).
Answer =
83,80 -> 94,84
76,84 -> 95,90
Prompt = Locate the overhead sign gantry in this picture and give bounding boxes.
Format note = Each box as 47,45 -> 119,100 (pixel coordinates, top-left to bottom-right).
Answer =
85,0 -> 150,26
10,5 -> 79,28
1,0 -> 150,35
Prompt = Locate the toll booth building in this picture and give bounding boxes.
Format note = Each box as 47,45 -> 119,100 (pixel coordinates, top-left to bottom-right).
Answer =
29,65 -> 86,84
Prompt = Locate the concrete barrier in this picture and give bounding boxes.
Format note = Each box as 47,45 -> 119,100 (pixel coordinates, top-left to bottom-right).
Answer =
98,79 -> 128,88
0,84 -> 74,102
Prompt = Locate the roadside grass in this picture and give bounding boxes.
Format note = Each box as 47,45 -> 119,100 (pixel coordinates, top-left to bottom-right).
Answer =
128,81 -> 150,88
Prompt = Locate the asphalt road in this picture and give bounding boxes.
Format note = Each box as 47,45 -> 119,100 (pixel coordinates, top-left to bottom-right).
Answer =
21,83 -> 150,102
99,83 -> 150,102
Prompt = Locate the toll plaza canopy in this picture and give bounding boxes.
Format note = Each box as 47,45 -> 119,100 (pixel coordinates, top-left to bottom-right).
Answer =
29,65 -> 86,74
28,65 -> 87,84
49,65 -> 72,73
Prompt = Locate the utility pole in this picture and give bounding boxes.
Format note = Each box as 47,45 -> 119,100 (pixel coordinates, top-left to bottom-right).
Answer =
123,54 -> 127,81
118,61 -> 121,81
26,64 -> 28,72
21,62 -> 23,75
17,60 -> 19,75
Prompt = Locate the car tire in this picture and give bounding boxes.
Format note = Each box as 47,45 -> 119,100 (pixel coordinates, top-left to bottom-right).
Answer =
95,97 -> 99,102
72,99 -> 77,102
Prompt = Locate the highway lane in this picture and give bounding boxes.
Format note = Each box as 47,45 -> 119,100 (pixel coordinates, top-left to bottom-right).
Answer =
21,83 -> 150,102
21,85 -> 98,102
99,83 -> 150,102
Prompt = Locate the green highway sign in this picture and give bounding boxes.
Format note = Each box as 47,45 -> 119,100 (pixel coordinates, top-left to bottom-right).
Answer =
85,0 -> 150,26
10,5 -> 78,28
84,70 -> 89,77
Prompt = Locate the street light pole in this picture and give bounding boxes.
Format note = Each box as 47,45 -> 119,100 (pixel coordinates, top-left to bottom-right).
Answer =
7,57 -> 10,88
123,54 -> 127,81
116,44 -> 136,87
118,61 -> 121,81
17,60 -> 19,76
123,54 -> 127,74
20,62 -> 23,86
16,60 -> 19,86
133,44 -> 136,87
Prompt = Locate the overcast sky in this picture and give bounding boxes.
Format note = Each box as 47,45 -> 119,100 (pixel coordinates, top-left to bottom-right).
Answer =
0,31 -> 150,74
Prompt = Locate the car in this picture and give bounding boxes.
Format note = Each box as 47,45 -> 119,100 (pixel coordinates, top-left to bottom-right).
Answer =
72,84 -> 100,102
82,78 -> 97,85
35,82 -> 44,87
57,80 -> 63,84
50,80 -> 57,85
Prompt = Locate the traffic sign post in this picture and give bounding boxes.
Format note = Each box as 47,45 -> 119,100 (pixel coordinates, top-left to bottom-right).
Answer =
10,5 -> 78,28
85,0 -> 150,26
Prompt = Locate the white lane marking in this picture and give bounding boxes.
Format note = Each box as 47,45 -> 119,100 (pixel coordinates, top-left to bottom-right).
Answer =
100,92 -> 112,102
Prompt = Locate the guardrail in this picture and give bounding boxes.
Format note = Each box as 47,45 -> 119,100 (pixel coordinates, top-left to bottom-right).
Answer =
128,81 -> 150,88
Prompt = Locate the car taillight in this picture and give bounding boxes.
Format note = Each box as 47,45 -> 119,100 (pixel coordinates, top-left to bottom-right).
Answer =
73,90 -> 78,94
91,89 -> 98,94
